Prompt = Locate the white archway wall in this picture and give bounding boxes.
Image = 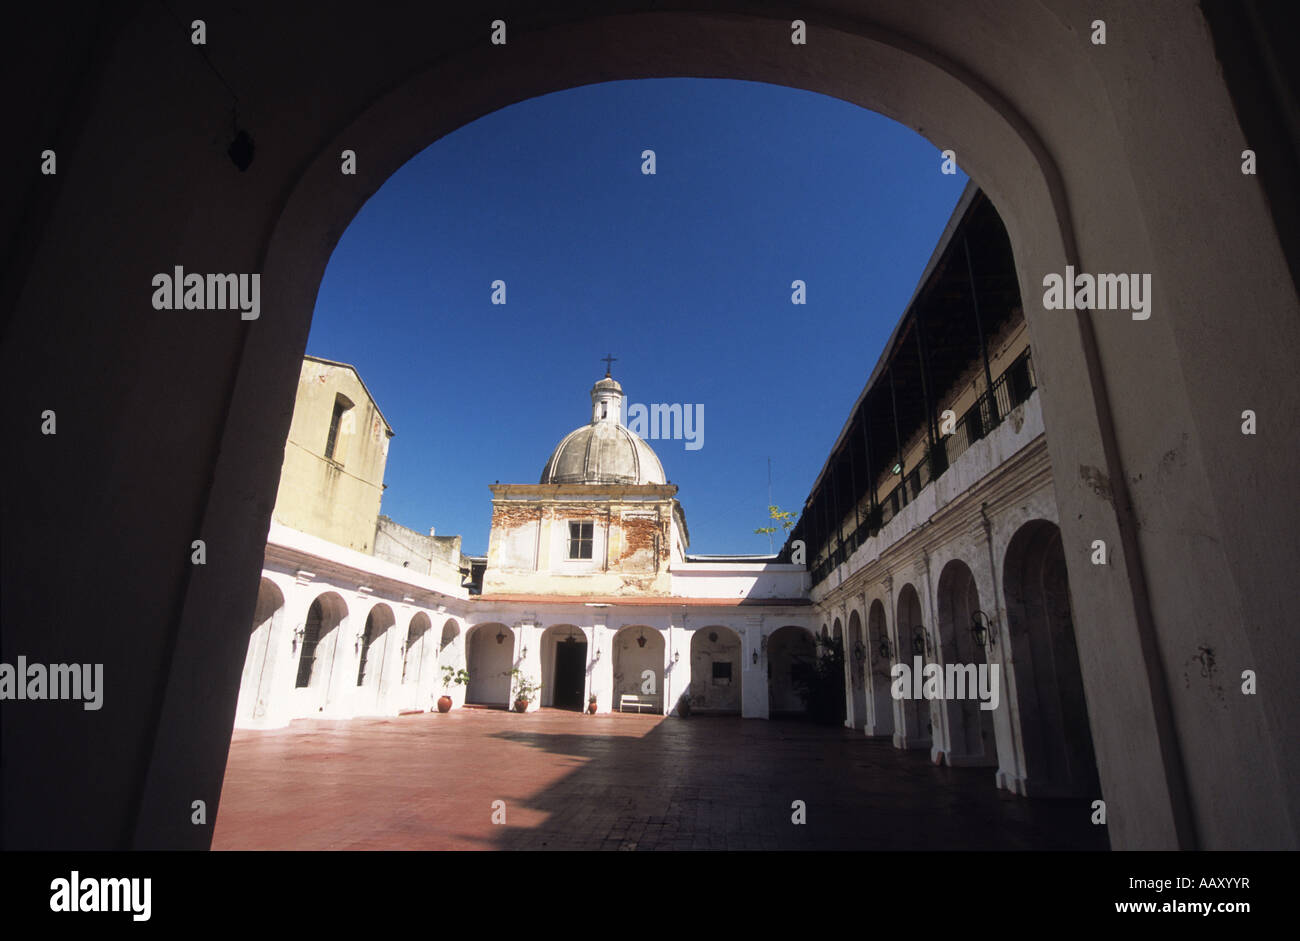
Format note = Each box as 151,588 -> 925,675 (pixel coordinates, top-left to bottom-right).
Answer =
688,626 -> 743,714
229,566 -> 472,726
539,624 -> 589,708
234,578 -> 286,727
466,623 -> 515,706
816,466 -> 1073,784
846,609 -> 868,730
933,557 -> 996,767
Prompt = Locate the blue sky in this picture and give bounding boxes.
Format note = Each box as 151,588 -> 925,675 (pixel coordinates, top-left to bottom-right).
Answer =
307,78 -> 968,556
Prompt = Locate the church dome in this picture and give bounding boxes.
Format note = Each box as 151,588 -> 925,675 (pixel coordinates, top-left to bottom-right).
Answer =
540,371 -> 667,486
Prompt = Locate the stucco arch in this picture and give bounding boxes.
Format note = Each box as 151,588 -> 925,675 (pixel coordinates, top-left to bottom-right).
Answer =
934,558 -> 996,767
10,3 -> 1295,850
766,625 -> 816,717
612,625 -> 665,713
688,625 -> 743,715
401,610 -> 432,688
234,578 -> 286,724
355,603 -> 396,695
866,598 -> 895,739
893,583 -> 930,749
465,622 -> 515,706
540,624 -> 590,709
287,591 -> 350,719
846,609 -> 868,730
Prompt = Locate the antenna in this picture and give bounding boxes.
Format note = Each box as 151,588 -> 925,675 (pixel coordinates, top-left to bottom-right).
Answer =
767,457 -> 774,553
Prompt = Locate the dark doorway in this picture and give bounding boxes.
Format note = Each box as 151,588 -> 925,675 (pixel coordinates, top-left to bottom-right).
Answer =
553,640 -> 587,710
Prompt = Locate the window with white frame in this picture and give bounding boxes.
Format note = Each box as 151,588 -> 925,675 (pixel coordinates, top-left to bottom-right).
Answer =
568,521 -> 594,560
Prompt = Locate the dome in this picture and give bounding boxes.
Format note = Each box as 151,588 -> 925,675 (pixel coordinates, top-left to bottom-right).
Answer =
541,422 -> 667,485
540,372 -> 667,485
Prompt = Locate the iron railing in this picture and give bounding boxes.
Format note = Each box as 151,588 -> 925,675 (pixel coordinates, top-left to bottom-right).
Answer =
808,350 -> 1037,586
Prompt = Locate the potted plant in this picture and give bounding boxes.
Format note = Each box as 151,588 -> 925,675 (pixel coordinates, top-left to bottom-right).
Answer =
587,693 -> 598,715
510,668 -> 541,713
437,666 -> 469,713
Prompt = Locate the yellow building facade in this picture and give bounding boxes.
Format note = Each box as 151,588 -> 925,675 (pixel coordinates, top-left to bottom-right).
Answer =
271,356 -> 393,553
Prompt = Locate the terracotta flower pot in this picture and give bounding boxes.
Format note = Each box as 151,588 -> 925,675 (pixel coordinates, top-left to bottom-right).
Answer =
514,700 -> 529,713
436,695 -> 452,713
587,702 -> 597,714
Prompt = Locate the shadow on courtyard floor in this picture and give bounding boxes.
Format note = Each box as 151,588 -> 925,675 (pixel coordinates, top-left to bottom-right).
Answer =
212,710 -> 1109,851
484,714 -> 1109,851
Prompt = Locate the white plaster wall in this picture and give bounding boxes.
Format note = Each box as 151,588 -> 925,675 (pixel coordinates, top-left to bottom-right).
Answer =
671,562 -> 808,599
687,626 -> 743,714
611,627 -> 665,712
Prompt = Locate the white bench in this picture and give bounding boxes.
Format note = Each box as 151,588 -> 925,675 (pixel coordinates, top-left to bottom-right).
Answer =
618,694 -> 658,714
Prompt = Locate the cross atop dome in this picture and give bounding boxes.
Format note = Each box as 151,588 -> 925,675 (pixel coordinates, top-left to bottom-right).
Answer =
601,353 -> 617,378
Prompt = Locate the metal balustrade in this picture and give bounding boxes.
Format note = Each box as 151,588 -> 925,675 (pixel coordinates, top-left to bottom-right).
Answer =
807,350 -> 1036,587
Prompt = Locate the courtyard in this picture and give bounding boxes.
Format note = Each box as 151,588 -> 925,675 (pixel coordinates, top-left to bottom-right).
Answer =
213,709 -> 1109,851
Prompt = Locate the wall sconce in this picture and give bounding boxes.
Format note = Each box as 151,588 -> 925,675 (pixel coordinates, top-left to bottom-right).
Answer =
637,630 -> 647,649
752,650 -> 759,665
852,641 -> 866,664
673,651 -> 680,663
522,645 -> 529,658
971,610 -> 997,648
496,629 -> 506,645
595,647 -> 602,661
292,625 -> 305,653
911,626 -> 929,657
760,636 -> 769,653
878,636 -> 892,660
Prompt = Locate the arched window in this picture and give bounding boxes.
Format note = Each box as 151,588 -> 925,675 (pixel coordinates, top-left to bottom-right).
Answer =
324,393 -> 355,462
295,600 -> 325,688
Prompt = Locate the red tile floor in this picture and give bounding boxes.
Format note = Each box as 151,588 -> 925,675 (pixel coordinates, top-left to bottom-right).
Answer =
212,708 -> 1110,850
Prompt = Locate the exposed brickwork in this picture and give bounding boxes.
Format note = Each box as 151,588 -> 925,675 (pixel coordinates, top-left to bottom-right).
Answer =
491,502 -> 542,529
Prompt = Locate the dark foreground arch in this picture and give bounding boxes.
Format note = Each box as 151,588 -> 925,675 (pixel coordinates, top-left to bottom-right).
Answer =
3,3 -> 1297,850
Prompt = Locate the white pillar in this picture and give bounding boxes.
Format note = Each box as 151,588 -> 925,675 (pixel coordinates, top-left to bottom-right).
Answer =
744,617 -> 769,719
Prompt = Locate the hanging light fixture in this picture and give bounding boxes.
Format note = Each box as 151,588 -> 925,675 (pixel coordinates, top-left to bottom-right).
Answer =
637,629 -> 647,649
970,610 -> 997,648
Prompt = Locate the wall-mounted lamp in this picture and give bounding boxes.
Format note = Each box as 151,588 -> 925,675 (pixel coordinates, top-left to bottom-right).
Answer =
496,629 -> 506,645
292,625 -> 305,653
637,630 -> 647,649
852,641 -> 866,664
752,650 -> 759,665
878,636 -> 892,661
911,626 -> 930,657
673,651 -> 680,663
522,645 -> 529,658
970,610 -> 997,649
594,647 -> 602,661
